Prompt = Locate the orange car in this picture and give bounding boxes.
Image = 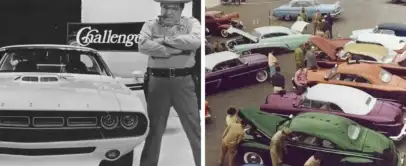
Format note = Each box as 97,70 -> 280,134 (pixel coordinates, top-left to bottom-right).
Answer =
298,63 -> 406,105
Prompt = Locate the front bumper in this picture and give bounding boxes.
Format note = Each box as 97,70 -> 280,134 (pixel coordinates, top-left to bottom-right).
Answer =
389,118 -> 406,141
0,133 -> 148,166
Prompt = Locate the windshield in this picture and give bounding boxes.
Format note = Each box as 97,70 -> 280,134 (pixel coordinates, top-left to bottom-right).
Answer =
348,124 -> 361,140
0,48 -> 110,76
379,69 -> 392,83
325,65 -> 338,79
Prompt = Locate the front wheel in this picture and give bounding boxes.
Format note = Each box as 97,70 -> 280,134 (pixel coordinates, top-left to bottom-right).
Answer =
284,15 -> 292,21
238,148 -> 266,165
99,150 -> 133,166
221,29 -> 229,38
256,70 -> 269,83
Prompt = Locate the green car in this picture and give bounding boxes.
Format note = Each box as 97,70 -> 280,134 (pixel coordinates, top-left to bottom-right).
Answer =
237,108 -> 405,166
225,21 -> 312,55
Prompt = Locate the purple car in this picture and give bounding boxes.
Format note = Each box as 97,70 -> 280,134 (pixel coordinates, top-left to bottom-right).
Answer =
262,83 -> 406,141
205,51 -> 268,94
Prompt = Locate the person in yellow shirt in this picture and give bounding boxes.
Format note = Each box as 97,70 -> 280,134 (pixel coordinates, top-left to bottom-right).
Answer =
304,152 -> 324,166
225,107 -> 238,127
219,120 -> 247,166
297,7 -> 308,22
294,44 -> 306,70
270,127 -> 292,166
268,52 -> 278,78
311,10 -> 322,35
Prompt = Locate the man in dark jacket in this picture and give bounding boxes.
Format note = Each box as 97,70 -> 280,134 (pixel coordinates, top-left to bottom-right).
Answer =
325,13 -> 333,39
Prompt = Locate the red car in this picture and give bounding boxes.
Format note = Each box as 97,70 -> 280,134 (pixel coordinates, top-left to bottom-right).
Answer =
205,11 -> 244,38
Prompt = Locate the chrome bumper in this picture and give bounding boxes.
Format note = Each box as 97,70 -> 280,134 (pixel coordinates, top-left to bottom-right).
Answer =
390,118 -> 406,141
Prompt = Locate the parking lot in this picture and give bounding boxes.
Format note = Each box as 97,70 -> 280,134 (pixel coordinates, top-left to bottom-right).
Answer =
205,0 -> 406,165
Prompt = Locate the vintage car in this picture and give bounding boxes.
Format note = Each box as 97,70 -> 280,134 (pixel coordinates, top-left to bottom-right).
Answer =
354,33 -> 406,54
225,21 -> 311,55
237,108 -> 405,166
300,63 -> 406,105
272,0 -> 342,21
205,10 -> 244,38
0,44 -> 149,166
205,51 -> 268,94
262,83 -> 406,141
350,23 -> 406,41
306,36 -> 351,64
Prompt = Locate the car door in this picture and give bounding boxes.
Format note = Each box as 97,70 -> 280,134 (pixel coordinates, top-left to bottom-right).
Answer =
205,62 -> 231,93
284,132 -> 325,165
227,58 -> 259,85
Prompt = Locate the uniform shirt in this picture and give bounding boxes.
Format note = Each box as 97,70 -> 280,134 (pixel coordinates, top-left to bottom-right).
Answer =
304,156 -> 321,166
225,114 -> 238,127
138,16 -> 201,68
270,130 -> 287,155
294,47 -> 304,64
268,53 -> 278,67
270,72 -> 285,88
222,122 -> 244,147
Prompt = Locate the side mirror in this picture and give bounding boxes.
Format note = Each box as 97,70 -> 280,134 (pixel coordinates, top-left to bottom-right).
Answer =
289,114 -> 294,119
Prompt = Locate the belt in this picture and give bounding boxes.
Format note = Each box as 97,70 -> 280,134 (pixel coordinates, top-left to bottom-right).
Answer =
149,67 -> 193,78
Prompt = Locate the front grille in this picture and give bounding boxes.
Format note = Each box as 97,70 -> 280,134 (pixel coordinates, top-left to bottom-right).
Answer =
0,111 -> 148,143
0,147 -> 95,156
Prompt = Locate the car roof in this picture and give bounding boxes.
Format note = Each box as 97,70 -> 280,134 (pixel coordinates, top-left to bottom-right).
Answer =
306,84 -> 375,115
377,23 -> 406,32
253,26 -> 293,35
356,33 -> 405,50
0,44 -> 97,52
344,43 -> 389,59
289,112 -> 360,149
206,51 -> 239,70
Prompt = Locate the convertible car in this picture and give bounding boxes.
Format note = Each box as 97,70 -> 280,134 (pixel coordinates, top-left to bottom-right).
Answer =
350,23 -> 406,41
205,10 -> 244,38
205,51 -> 268,94
272,0 -> 342,21
237,108 -> 404,166
262,83 -> 406,141
0,44 -> 149,166
300,63 -> 406,105
225,21 -> 311,55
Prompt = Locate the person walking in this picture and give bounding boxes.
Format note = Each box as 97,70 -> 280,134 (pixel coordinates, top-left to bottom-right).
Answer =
305,47 -> 318,70
138,0 -> 201,166
219,120 -> 247,166
304,152 -> 324,166
294,44 -> 306,70
226,107 -> 238,127
311,10 -> 322,35
298,7 -> 308,22
270,66 -> 285,94
325,13 -> 333,39
268,52 -> 278,78
270,128 -> 292,166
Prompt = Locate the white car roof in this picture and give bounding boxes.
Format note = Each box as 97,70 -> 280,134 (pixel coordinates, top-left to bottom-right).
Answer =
305,84 -> 376,115
206,51 -> 239,70
253,26 -> 293,35
356,33 -> 406,50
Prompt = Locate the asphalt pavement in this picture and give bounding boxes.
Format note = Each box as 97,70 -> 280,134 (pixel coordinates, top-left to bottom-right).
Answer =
205,0 -> 406,165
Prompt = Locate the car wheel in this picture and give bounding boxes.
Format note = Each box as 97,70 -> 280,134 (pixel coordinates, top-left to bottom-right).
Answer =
256,70 -> 268,83
99,150 -> 133,166
221,29 -> 229,38
284,15 -> 292,21
243,151 -> 265,165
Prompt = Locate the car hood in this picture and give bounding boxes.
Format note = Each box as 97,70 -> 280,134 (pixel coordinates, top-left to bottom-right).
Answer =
239,107 -> 288,137
351,29 -> 374,39
226,26 -> 258,42
362,128 -> 393,155
0,73 -> 142,112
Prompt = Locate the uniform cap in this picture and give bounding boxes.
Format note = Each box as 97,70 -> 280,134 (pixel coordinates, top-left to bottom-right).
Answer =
154,0 -> 192,3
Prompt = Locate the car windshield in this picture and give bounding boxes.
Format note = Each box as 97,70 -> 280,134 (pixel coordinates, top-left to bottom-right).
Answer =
348,124 -> 361,140
379,69 -> 392,83
0,48 -> 110,76
325,65 -> 338,79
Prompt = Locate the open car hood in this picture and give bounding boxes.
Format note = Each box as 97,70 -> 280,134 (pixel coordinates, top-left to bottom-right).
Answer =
238,107 -> 289,137
226,26 -> 258,42
291,21 -> 310,34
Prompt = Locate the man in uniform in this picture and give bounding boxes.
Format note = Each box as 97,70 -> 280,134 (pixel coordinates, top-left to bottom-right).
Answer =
311,10 -> 322,35
294,44 -> 306,70
270,127 -> 292,166
219,120 -> 247,166
138,0 -> 201,166
298,7 -> 308,22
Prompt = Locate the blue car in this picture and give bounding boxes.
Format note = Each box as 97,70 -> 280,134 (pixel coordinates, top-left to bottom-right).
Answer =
272,0 -> 343,21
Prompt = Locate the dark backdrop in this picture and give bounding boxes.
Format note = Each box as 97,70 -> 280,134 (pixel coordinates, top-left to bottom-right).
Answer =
0,0 -> 81,47
192,0 -> 202,109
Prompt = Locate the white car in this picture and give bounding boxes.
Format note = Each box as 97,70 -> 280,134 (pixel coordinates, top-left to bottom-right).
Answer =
225,21 -> 311,55
350,23 -> 406,41
0,44 -> 149,166
354,33 -> 406,54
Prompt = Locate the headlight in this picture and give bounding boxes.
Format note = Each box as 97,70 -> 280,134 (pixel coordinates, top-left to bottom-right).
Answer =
120,115 -> 139,130
101,115 -> 119,130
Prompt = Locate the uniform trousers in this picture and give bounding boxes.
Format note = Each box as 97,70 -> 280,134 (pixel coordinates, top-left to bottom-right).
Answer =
140,75 -> 201,166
